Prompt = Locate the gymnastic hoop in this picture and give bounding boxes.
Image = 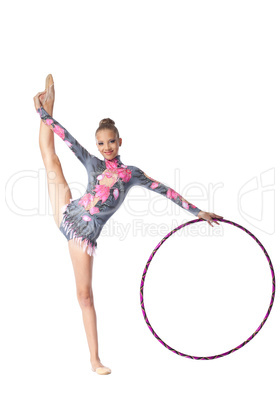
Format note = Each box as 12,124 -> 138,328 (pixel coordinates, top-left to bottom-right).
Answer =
140,218 -> 275,360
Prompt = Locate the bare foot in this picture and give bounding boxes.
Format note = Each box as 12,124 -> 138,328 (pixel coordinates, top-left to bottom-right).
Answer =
91,358 -> 112,375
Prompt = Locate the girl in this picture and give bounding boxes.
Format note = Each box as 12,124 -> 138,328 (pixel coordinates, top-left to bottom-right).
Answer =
33,74 -> 223,375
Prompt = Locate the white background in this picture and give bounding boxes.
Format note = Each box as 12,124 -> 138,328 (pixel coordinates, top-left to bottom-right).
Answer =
1,0 -> 279,400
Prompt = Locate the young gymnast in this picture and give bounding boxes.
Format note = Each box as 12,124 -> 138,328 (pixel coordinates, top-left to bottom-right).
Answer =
34,74 -> 223,375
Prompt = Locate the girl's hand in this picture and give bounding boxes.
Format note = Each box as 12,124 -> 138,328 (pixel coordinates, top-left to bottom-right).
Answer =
197,211 -> 224,227
33,90 -> 46,111
33,82 -> 55,112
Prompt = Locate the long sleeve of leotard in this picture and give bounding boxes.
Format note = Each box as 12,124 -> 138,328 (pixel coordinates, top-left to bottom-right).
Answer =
132,166 -> 202,217
37,106 -> 92,168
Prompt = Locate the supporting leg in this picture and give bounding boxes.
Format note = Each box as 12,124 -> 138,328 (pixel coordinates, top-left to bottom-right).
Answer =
68,239 -> 112,375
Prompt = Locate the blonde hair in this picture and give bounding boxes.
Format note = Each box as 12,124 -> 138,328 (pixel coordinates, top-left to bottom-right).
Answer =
95,118 -> 119,141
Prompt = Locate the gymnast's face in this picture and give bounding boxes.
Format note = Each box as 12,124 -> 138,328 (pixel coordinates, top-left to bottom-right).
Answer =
96,129 -> 122,161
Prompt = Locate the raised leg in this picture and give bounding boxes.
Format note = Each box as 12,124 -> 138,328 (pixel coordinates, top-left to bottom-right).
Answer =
68,239 -> 112,375
38,78 -> 72,228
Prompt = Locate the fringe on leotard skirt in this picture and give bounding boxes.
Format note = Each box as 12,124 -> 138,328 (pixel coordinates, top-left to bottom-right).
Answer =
59,203 -> 99,257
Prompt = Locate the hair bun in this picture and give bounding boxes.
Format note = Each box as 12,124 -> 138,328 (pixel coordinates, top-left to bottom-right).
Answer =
99,118 -> 115,127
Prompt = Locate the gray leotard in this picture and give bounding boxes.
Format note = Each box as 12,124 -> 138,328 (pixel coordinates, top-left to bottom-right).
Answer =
37,106 -> 201,256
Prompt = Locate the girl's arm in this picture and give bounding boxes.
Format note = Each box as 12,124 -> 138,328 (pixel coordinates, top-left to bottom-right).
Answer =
37,106 -> 93,168
132,167 -> 201,217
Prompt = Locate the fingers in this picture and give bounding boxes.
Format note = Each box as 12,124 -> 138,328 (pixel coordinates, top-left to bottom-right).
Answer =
208,218 -> 221,226
209,220 -> 220,226
205,212 -> 224,227
33,91 -> 46,100
212,213 -> 224,225
33,91 -> 46,111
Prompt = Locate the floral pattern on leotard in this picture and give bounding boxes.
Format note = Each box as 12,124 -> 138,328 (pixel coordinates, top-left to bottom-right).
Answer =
132,168 -> 201,215
37,107 -> 92,168
78,193 -> 100,215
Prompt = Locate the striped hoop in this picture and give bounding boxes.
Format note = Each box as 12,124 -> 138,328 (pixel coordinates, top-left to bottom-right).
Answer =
140,218 -> 276,360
